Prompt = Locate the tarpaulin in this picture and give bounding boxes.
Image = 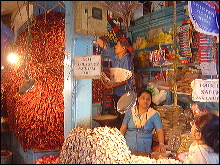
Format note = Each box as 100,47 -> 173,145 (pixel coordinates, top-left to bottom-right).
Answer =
1,23 -> 14,48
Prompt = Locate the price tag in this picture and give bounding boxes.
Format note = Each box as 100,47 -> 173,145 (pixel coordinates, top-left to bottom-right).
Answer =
200,62 -> 217,75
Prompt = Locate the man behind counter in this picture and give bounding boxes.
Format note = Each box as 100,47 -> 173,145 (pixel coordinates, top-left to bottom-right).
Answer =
96,38 -> 134,130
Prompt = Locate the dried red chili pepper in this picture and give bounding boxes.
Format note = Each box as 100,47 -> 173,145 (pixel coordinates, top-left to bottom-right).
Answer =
1,11 -> 65,151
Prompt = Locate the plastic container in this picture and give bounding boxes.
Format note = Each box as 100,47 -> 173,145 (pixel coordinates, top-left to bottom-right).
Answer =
1,150 -> 12,164
30,150 -> 60,164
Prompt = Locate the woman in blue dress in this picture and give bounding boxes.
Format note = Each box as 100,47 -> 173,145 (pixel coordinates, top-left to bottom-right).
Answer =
120,88 -> 166,155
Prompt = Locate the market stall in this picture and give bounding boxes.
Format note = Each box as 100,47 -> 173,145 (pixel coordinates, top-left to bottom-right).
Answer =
1,1 -> 218,164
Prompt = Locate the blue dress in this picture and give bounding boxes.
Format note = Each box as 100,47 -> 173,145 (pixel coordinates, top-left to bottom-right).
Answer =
122,108 -> 162,154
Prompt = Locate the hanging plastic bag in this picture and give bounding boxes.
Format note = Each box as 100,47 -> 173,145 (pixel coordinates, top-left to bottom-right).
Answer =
147,83 -> 167,105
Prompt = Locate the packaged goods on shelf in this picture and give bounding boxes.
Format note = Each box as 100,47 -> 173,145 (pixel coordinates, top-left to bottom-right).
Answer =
168,67 -> 203,95
153,105 -> 191,145
177,133 -> 194,154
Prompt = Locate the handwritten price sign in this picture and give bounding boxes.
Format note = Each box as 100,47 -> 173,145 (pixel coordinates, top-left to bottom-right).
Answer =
191,79 -> 219,102
74,55 -> 101,79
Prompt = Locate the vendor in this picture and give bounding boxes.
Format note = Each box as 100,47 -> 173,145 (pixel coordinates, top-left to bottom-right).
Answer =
120,88 -> 166,156
96,38 -> 134,129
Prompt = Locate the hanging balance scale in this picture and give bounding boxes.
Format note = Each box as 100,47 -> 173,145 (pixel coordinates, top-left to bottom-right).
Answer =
117,91 -> 137,114
108,67 -> 135,114
17,2 -> 35,95
92,39 -> 118,127
104,2 -> 138,115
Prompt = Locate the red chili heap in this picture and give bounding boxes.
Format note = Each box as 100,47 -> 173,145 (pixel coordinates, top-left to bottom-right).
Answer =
35,155 -> 60,164
1,11 -> 65,151
92,79 -> 105,103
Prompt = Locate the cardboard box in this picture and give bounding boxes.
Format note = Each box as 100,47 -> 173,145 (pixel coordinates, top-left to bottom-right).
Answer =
166,1 -> 183,7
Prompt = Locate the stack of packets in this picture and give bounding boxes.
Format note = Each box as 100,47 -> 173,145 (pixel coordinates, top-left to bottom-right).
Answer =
177,133 -> 194,153
153,105 -> 191,145
167,67 -> 203,95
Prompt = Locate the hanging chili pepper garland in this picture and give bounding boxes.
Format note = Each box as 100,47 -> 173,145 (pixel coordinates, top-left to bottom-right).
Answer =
92,44 -> 106,104
1,11 -> 65,151
107,15 -> 133,53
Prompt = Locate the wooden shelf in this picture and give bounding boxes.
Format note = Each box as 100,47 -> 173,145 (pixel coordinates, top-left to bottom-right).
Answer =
139,65 -> 172,72
170,90 -> 191,96
138,63 -> 199,72
178,63 -> 200,67
134,43 -> 174,52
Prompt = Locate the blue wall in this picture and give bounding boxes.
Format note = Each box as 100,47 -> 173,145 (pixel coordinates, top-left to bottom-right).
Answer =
63,1 -> 95,138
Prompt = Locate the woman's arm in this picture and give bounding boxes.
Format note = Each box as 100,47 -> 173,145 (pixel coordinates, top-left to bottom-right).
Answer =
111,80 -> 127,88
101,79 -> 127,89
156,128 -> 166,152
96,39 -> 107,50
120,124 -> 128,136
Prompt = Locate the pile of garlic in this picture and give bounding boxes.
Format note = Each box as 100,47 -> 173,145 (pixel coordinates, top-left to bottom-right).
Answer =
60,126 -> 182,164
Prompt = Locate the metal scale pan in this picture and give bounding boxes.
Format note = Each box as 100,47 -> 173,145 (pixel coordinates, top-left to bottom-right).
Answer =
117,91 -> 137,114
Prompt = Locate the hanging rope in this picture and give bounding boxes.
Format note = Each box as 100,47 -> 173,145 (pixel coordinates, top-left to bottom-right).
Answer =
173,1 -> 178,108
47,1 -> 65,13
23,1 -> 31,79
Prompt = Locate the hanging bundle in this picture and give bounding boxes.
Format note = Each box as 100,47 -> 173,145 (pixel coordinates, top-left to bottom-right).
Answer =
100,1 -> 138,34
107,15 -> 133,53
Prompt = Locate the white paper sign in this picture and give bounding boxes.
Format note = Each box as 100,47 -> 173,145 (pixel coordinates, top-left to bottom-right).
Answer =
74,55 -> 101,79
200,62 -> 217,75
191,79 -> 219,102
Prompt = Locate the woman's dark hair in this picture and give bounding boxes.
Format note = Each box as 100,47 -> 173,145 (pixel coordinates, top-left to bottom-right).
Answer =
195,112 -> 219,153
137,88 -> 156,109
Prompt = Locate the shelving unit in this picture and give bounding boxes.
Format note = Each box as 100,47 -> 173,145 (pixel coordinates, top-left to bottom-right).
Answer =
129,2 -> 200,108
129,2 -> 188,42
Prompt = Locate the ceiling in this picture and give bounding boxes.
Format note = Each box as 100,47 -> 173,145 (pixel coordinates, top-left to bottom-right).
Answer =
1,1 -> 152,15
1,1 -> 27,28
